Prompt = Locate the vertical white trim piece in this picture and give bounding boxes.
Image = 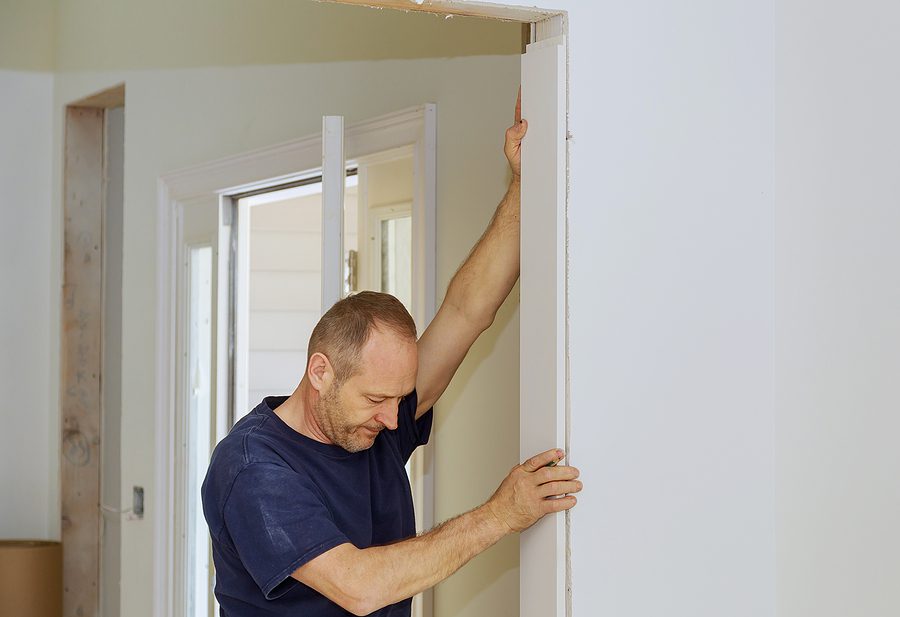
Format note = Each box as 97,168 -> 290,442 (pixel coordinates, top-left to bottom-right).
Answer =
418,103 -> 438,525
356,164 -> 371,291
520,34 -> 567,617
422,104 -> 438,328
410,102 -> 437,617
154,179 -> 177,617
233,203 -> 251,420
322,116 -> 346,312
216,197 -> 233,442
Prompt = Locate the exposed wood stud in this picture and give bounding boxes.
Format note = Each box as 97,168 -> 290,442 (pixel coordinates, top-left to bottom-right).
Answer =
316,0 -> 559,23
61,106 -> 104,617
70,84 -> 125,109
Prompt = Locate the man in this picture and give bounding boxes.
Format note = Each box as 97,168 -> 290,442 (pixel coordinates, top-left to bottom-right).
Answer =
201,95 -> 582,616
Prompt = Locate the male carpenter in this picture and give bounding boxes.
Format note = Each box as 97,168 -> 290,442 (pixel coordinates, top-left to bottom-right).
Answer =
201,95 -> 582,616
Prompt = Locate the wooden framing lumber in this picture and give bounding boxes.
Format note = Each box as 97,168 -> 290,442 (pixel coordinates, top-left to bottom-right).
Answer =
316,0 -> 559,23
61,106 -> 104,617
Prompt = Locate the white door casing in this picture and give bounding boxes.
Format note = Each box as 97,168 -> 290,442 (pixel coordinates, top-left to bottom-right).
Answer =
173,194 -> 231,617
322,116 -> 346,312
520,33 -> 568,617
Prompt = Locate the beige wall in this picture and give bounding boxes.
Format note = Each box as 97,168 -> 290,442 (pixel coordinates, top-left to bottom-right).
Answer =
53,0 -> 520,71
0,0 -> 56,71
1,0 -> 519,72
50,53 -> 520,617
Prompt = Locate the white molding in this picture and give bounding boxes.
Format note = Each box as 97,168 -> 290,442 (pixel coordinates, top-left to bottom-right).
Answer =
322,116 -> 346,312
155,104 -> 438,617
160,107 -> 430,200
153,178 -> 177,617
520,34 -> 567,617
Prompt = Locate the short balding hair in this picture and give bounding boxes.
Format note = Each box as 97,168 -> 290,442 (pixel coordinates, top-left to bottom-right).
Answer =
307,291 -> 417,382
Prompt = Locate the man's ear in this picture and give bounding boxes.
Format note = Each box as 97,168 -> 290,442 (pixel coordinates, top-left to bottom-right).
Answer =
307,352 -> 334,392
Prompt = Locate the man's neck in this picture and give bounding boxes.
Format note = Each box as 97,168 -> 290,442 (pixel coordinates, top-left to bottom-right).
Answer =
275,380 -> 333,444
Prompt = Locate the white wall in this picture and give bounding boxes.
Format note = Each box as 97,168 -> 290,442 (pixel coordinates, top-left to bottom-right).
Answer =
502,0 -> 900,615
50,54 -> 520,617
775,1 -> 900,614
0,70 -> 55,540
506,1 -> 778,616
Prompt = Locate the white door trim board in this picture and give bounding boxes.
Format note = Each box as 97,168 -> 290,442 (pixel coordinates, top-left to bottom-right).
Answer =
520,34 -> 568,617
322,115 -> 346,312
155,105 -> 437,617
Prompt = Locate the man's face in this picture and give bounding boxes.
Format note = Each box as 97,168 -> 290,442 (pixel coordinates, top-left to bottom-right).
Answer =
314,326 -> 417,453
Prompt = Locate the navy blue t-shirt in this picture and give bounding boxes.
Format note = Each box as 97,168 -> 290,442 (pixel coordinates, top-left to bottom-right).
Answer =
201,392 -> 433,616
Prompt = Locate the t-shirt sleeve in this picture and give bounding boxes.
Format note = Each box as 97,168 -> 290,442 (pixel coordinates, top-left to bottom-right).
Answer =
223,462 -> 350,599
394,389 -> 434,463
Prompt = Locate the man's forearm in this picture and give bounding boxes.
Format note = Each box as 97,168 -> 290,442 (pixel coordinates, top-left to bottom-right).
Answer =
443,178 -> 521,331
293,447 -> 582,616
350,504 -> 508,613
300,505 -> 510,614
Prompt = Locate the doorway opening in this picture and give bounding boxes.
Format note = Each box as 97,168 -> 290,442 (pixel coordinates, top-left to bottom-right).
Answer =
160,106 -> 438,617
157,6 -> 568,617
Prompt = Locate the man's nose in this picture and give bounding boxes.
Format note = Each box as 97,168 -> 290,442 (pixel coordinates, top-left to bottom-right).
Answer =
375,404 -> 399,431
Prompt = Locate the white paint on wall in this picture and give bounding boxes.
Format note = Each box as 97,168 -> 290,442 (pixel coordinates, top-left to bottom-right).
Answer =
567,2 -> 775,615
775,1 -> 900,614
500,2 -> 778,616
0,70 -> 55,540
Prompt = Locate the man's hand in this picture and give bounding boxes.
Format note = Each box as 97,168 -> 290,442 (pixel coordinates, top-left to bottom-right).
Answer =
504,88 -> 528,177
292,447 -> 580,615
486,448 -> 582,533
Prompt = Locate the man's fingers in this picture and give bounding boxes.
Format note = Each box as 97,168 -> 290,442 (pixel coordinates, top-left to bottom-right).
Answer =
535,465 -> 579,485
539,480 -> 583,499
542,495 -> 577,514
506,119 -> 527,140
522,448 -> 565,472
515,87 -> 522,123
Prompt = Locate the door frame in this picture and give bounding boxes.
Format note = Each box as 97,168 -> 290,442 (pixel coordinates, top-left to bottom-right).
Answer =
154,104 -> 437,617
321,4 -> 571,617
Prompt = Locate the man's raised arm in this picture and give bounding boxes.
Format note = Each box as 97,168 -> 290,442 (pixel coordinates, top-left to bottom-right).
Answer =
414,93 -> 528,417
290,448 -> 580,616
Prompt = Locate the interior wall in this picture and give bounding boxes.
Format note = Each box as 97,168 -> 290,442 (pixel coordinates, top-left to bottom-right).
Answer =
0,70 -> 55,540
775,1 -> 900,614
50,53 -> 520,617
0,0 -> 56,71
507,1 -> 777,616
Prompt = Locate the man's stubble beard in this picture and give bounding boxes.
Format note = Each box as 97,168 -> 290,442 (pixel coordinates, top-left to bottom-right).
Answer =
313,380 -> 374,454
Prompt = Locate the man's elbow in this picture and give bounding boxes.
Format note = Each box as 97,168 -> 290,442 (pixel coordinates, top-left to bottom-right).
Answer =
336,589 -> 385,617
